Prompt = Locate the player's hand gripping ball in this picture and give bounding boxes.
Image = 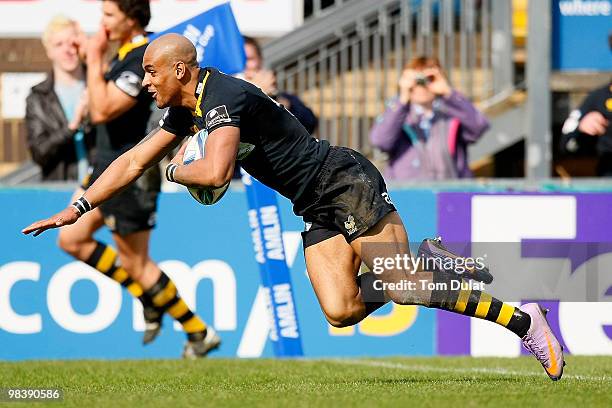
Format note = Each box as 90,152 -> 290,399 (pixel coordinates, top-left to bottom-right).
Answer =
182,129 -> 230,205
182,129 -> 255,205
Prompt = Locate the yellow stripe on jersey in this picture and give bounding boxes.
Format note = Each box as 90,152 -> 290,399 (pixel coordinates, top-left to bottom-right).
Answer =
118,36 -> 149,61
194,70 -> 211,117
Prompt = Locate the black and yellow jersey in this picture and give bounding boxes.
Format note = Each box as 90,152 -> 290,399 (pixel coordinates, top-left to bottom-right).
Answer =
160,67 -> 330,204
95,34 -> 153,165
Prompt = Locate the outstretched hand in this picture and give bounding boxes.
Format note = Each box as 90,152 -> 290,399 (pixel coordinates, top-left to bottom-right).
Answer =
22,206 -> 80,237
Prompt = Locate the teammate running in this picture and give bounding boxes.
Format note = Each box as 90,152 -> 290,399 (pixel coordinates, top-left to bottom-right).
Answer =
56,3 -> 218,357
24,33 -> 564,379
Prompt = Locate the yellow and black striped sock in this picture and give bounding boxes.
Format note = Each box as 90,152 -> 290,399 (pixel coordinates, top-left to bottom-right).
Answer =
429,274 -> 531,337
85,241 -> 149,305
145,271 -> 207,341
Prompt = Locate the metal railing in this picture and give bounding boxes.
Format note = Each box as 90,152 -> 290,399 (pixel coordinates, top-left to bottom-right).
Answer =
304,0 -> 356,20
265,0 -> 514,156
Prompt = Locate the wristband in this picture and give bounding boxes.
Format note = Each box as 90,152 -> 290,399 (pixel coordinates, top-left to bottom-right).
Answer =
165,163 -> 178,183
71,196 -> 92,216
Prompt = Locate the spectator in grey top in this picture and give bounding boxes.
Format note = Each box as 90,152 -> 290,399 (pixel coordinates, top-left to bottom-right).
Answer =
369,56 -> 489,181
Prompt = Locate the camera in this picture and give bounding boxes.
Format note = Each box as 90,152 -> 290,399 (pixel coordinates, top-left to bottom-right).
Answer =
414,73 -> 434,86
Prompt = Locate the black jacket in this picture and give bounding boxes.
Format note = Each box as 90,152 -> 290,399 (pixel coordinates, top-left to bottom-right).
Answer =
277,92 -> 318,135
25,73 -> 95,181
560,81 -> 612,176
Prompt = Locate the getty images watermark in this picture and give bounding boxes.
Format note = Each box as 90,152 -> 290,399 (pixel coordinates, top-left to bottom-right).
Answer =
369,253 -> 488,291
361,241 -> 612,302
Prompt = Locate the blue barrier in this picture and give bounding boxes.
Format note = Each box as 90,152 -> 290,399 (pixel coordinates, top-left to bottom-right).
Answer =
0,187 -> 436,360
241,171 -> 303,357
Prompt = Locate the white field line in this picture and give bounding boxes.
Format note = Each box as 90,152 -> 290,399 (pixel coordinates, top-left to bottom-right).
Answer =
312,359 -> 611,382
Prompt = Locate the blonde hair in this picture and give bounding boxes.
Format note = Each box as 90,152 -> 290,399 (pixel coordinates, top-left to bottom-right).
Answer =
42,15 -> 78,49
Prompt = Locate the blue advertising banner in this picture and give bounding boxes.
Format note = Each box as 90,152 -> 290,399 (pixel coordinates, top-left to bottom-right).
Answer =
151,2 -> 246,74
0,187 -> 436,360
552,0 -> 612,70
241,171 -> 303,357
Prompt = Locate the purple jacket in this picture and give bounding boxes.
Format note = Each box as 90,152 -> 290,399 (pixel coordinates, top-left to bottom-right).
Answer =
369,90 -> 489,180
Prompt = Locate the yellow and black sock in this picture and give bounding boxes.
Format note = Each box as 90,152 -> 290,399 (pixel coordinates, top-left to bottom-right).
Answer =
145,271 -> 207,341
85,241 -> 152,306
429,273 -> 531,338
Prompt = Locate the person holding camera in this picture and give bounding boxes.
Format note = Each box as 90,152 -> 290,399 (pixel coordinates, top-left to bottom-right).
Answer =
369,56 -> 489,181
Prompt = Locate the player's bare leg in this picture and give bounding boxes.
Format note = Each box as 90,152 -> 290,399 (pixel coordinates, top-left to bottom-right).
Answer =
112,230 -> 160,290
57,189 -> 164,344
113,229 -> 219,357
304,234 -> 365,327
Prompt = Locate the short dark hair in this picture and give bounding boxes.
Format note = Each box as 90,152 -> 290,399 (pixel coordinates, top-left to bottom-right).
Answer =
107,0 -> 151,28
243,36 -> 262,58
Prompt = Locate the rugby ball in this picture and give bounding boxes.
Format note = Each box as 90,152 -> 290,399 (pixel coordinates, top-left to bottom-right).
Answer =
182,129 -> 230,205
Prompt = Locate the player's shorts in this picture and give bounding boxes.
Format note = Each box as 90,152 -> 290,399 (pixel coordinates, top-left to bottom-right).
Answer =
82,164 -> 161,236
295,146 -> 397,248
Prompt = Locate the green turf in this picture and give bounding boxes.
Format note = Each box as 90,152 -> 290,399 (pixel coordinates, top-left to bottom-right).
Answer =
0,356 -> 610,407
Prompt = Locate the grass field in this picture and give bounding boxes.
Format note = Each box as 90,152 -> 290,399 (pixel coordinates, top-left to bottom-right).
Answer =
0,356 -> 610,407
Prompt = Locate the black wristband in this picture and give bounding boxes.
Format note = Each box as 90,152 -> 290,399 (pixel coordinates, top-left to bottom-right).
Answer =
165,163 -> 178,182
71,196 -> 92,216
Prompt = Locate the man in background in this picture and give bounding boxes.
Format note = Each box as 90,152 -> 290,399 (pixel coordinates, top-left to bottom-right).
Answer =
241,36 -> 318,135
561,80 -> 612,176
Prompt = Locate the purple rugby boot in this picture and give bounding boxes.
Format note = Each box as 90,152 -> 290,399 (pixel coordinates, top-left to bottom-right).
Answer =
520,303 -> 566,381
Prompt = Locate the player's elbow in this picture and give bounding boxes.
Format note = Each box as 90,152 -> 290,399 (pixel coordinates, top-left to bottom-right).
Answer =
89,104 -> 119,124
208,171 -> 232,189
206,161 -> 234,188
89,110 -> 110,125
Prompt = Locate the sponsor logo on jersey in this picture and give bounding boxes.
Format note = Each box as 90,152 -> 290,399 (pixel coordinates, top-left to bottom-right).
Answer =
205,105 -> 231,129
382,192 -> 394,205
115,70 -> 142,98
344,215 -> 358,235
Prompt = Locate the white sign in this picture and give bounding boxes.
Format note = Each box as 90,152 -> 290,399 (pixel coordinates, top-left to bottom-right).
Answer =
0,0 -> 303,38
1,72 -> 46,119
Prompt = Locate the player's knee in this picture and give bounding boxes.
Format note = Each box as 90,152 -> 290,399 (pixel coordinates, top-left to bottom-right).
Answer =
323,302 -> 364,328
57,230 -> 82,257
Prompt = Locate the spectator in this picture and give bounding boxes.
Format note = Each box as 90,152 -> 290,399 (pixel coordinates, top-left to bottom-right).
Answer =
369,56 -> 489,181
561,80 -> 612,176
241,36 -> 318,134
26,15 -> 93,182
